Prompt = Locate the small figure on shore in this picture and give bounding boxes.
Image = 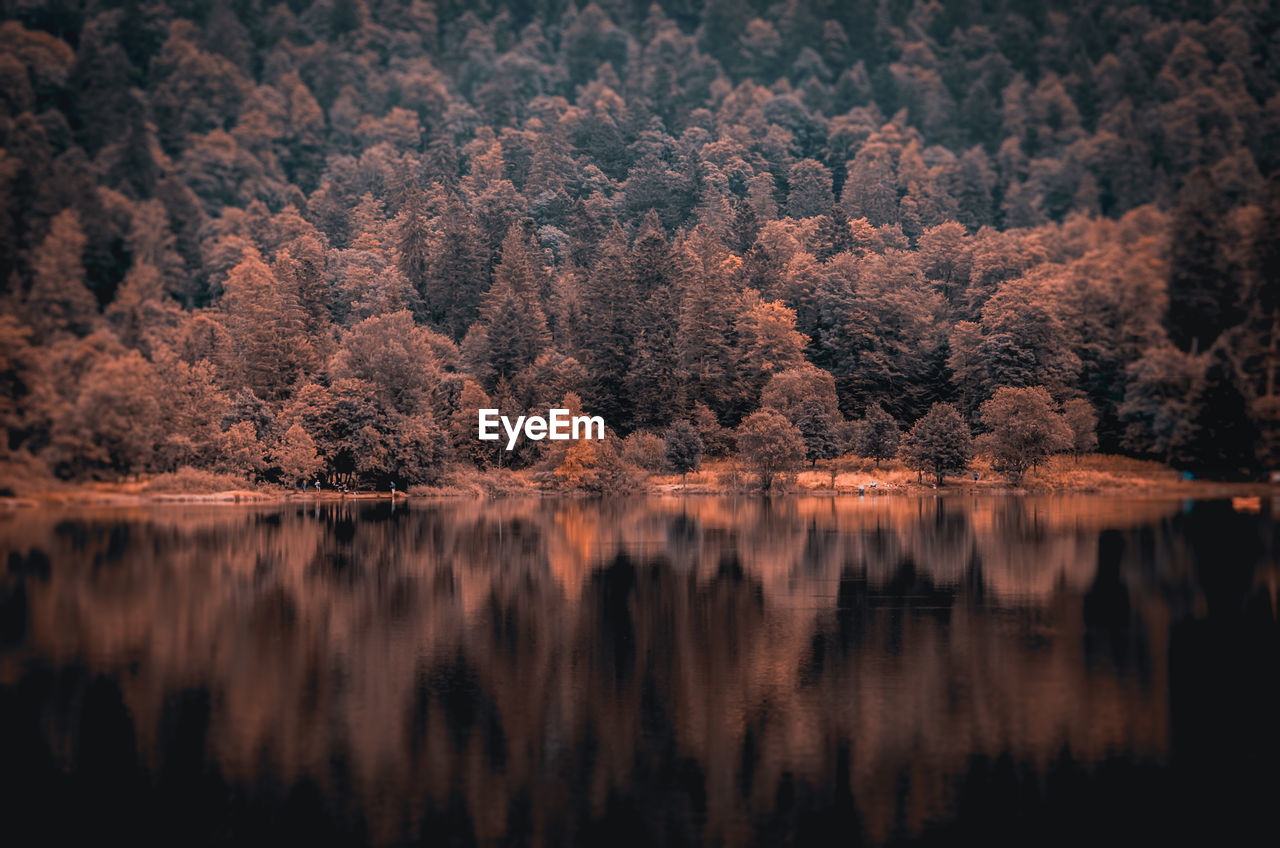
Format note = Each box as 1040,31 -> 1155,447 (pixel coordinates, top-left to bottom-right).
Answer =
973,471 -> 979,482
302,480 -> 307,493
859,484 -> 864,497
390,481 -> 396,498
315,478 -> 322,491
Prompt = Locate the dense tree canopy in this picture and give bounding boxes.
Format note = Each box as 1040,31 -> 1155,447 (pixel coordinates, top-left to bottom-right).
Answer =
0,0 -> 1277,485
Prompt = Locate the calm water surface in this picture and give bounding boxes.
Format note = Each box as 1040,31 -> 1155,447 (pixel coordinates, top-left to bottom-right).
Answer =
1,495 -> 1277,846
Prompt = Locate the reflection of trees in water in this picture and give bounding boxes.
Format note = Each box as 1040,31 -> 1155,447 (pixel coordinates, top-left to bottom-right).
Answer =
0,497 -> 1272,845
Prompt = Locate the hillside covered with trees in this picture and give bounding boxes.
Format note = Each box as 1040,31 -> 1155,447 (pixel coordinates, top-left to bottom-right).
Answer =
0,0 -> 1277,489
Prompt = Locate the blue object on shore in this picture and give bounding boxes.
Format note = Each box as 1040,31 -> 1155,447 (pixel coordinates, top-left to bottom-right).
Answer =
1181,471 -> 1194,481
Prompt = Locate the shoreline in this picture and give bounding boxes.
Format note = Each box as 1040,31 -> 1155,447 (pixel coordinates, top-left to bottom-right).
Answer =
2,454 -> 1275,509
2,478 -> 1276,510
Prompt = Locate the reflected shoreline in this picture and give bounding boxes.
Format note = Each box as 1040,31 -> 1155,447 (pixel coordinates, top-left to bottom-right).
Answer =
1,496 -> 1276,846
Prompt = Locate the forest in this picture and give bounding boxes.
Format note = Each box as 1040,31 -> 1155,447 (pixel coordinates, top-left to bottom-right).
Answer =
0,0 -> 1277,489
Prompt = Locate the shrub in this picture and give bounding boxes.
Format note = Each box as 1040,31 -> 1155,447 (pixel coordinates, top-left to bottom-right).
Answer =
143,467 -> 253,493
622,430 -> 668,471
554,435 -> 643,493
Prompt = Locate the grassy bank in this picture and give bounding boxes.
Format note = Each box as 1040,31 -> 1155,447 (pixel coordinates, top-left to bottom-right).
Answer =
646,454 -> 1260,496
2,453 -> 1275,508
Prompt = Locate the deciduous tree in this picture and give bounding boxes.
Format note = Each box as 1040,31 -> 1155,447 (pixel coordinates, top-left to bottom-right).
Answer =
1061,398 -> 1099,461
899,402 -> 973,485
793,398 -> 843,466
853,402 -> 900,467
736,409 -> 805,490
273,423 -> 322,485
975,386 -> 1072,483
664,420 -> 704,478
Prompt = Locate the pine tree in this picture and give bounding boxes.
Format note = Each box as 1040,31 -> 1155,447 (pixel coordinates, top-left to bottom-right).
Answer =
729,201 -> 761,255
396,190 -> 432,318
220,250 -> 317,401
27,209 -> 97,337
737,296 -> 808,409
272,244 -> 332,343
580,225 -> 636,427
1165,168 -> 1243,354
1246,174 -> 1280,466
812,205 -> 857,260
786,159 -> 835,219
0,316 -> 43,452
425,197 -> 489,338
676,230 -> 743,421
625,216 -> 684,429
449,380 -> 498,468
476,226 -> 551,385
151,347 -> 227,471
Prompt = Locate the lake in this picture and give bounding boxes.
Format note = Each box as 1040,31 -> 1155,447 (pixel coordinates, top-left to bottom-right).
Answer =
1,495 -> 1276,846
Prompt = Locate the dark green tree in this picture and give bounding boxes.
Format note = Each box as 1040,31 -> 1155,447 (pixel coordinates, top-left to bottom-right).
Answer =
812,205 -> 857,260
1172,348 -> 1261,478
1165,169 -> 1244,354
664,420 -> 704,479
425,198 -> 490,339
729,201 -> 760,255
580,225 -> 638,428
899,402 -> 973,485
854,402 -> 900,467
396,191 -> 432,317
472,226 -> 551,385
793,398 -> 842,466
